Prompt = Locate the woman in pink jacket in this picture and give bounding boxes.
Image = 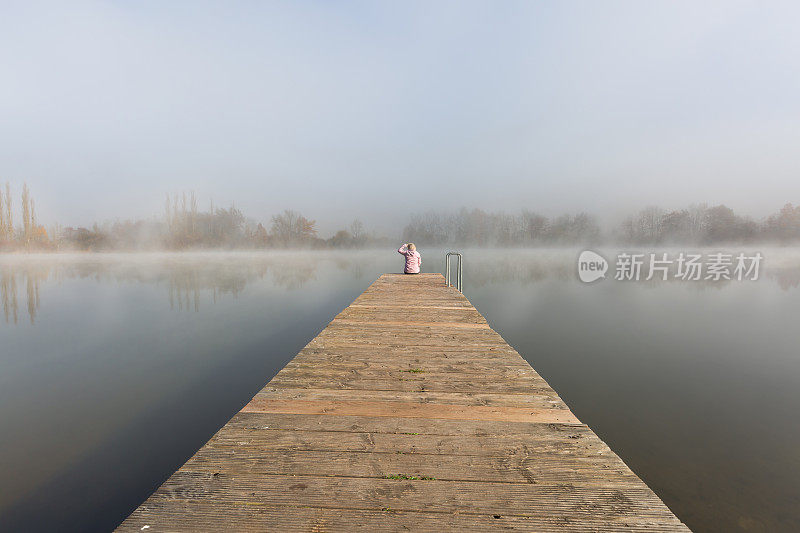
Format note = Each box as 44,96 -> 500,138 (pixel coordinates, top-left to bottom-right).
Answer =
398,243 -> 422,274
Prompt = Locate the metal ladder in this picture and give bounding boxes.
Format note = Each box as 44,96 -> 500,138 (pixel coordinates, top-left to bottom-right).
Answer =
445,252 -> 463,292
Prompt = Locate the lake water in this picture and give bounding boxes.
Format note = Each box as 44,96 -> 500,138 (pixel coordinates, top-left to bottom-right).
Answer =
1,249 -> 799,532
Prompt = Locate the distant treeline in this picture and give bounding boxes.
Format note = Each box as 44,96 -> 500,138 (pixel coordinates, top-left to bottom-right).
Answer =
3,183 -> 800,251
0,186 -> 384,251
66,197 -> 383,250
402,204 -> 800,246
618,204 -> 800,244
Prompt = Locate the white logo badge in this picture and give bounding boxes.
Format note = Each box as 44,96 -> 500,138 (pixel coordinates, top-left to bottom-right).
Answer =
578,250 -> 608,283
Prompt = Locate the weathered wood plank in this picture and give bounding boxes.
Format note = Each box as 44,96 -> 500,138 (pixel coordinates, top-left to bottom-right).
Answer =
255,387 -> 566,407
123,500 -> 688,533
116,273 -> 688,531
266,377 -> 557,394
242,398 -> 579,423
205,427 -> 610,455
179,449 -> 643,485
217,411 -> 589,437
128,472 -> 686,525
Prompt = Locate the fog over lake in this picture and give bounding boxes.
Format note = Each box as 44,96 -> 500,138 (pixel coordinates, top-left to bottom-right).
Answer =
4,1 -> 800,531
0,249 -> 798,532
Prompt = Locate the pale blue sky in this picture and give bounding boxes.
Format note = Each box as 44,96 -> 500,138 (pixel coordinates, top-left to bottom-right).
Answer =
1,1 -> 799,234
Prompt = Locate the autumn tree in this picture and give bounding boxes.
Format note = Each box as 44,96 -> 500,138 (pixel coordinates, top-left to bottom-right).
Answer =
0,186 -> 5,242
250,222 -> 270,247
702,205 -> 756,243
21,183 -> 31,245
4,183 -> 11,242
212,206 -> 246,245
270,210 -> 318,247
764,203 -> 800,242
328,229 -> 353,248
520,210 -> 548,243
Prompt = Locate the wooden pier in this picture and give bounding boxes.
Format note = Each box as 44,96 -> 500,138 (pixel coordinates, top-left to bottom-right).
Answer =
118,273 -> 688,531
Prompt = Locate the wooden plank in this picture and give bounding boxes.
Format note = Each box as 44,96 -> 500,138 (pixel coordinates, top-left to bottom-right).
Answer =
128,473 -> 687,528
179,449 -> 643,485
116,273 -> 688,531
205,427 -> 610,455
255,388 -> 565,407
219,411 -> 589,437
266,378 -> 557,394
331,319 -> 492,329
125,500 -> 689,532
241,398 -> 579,424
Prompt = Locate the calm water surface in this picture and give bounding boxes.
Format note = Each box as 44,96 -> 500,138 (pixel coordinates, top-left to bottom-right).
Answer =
1,250 -> 799,532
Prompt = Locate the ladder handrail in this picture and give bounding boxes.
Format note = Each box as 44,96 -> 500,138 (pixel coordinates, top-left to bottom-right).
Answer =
445,252 -> 463,292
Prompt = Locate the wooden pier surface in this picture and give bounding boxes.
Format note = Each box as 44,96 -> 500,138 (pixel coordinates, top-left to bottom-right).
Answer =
118,273 -> 688,531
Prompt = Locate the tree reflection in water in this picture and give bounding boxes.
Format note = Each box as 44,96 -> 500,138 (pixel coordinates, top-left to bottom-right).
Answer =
1,249 -> 800,324
0,252 -> 354,323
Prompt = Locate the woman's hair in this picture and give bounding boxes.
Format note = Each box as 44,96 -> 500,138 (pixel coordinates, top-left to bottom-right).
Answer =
407,243 -> 416,251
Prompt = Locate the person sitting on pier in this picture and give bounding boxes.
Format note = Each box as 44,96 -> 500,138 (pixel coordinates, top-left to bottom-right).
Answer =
398,243 -> 422,274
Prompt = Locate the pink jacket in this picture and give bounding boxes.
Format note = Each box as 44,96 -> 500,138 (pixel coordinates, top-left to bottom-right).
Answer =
398,245 -> 422,274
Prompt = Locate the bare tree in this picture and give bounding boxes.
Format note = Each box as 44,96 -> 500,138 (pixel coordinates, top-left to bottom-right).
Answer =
5,182 -> 12,241
350,219 -> 364,241
164,194 -> 172,232
30,198 -> 37,242
190,191 -> 198,237
21,183 -> 31,246
0,186 -> 5,241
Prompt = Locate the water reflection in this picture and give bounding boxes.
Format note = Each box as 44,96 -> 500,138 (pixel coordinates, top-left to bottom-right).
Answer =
770,266 -> 800,290
2,249 -> 800,324
3,249 -> 800,532
0,253 -> 354,322
1,265 -> 47,325
1,268 -> 19,324
0,252 -> 360,323
0,252 -> 385,532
